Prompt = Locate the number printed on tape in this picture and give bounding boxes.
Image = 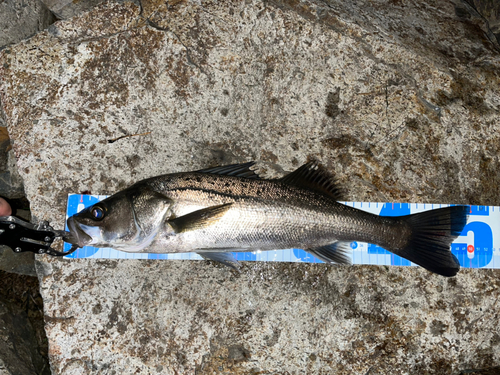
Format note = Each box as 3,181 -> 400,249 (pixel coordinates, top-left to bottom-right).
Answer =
64,195 -> 499,269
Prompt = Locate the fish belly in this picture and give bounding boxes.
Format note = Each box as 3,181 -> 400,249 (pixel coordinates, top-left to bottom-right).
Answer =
145,200 -> 340,253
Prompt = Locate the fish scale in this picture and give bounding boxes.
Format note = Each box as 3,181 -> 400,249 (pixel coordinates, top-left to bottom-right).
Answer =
152,176 -> 358,251
66,162 -> 469,277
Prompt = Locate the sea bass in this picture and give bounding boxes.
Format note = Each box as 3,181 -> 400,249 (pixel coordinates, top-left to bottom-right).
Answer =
67,162 -> 468,276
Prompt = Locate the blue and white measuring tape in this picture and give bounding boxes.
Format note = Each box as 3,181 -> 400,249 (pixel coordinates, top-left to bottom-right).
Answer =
64,194 -> 500,269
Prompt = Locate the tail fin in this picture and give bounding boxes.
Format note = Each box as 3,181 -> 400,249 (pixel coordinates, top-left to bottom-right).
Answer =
389,205 -> 469,277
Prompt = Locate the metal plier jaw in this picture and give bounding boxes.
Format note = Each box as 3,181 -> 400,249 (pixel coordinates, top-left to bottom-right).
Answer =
0,216 -> 79,256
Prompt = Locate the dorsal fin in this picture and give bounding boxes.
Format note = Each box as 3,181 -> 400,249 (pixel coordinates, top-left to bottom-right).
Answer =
279,161 -> 344,200
197,162 -> 261,179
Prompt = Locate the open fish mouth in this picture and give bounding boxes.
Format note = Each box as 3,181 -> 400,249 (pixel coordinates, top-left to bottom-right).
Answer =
67,217 -> 94,248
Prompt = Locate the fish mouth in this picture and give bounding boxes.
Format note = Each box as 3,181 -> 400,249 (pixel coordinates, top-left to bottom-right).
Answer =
67,217 -> 93,248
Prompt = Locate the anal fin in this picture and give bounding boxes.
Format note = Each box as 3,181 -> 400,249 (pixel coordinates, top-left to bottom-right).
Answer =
306,242 -> 352,265
197,251 -> 241,271
168,203 -> 232,233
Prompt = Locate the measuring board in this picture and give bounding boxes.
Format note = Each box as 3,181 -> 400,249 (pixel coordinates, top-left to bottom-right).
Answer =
64,194 -> 500,269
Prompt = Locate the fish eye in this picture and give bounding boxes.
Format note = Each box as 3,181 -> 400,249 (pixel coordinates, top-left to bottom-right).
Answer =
91,206 -> 105,221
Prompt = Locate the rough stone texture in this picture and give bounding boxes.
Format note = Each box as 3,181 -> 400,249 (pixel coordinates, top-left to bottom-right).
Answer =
0,299 -> 41,375
0,107 -> 5,129
37,258 -> 500,374
0,149 -> 26,199
0,0 -> 56,49
0,271 -> 50,375
0,0 -> 56,198
1,0 -> 499,226
0,122 -> 25,199
0,0 -> 499,373
0,247 -> 36,276
469,0 -> 500,45
459,367 -> 500,375
0,138 -> 34,275
40,0 -> 106,20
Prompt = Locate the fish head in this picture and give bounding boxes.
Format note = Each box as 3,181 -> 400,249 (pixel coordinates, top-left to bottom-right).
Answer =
67,186 -> 172,251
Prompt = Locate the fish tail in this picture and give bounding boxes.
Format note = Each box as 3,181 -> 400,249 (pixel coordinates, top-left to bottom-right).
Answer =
388,205 -> 469,277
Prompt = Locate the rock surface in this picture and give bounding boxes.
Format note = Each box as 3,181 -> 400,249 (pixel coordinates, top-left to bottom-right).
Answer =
0,0 -> 56,274
0,0 -> 499,373
0,271 -> 50,375
0,299 -> 42,375
0,149 -> 27,200
0,0 -> 55,49
0,128 -> 25,199
0,248 -> 36,276
1,0 -> 500,226
38,258 -> 500,374
40,0 -> 105,20
469,0 -> 500,45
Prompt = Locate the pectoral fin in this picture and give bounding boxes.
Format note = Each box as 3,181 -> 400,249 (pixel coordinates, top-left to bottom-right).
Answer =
306,242 -> 351,265
197,251 -> 241,271
168,203 -> 233,233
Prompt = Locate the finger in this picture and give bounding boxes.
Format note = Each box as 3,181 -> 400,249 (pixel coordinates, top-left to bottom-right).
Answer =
0,197 -> 12,217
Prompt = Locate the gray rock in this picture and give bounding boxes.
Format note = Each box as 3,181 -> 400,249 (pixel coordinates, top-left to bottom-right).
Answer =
38,258 -> 500,374
468,0 -> 500,46
0,112 -> 5,129
0,0 -> 53,201
0,247 -> 36,276
0,0 -> 51,277
0,124 -> 25,199
40,0 -> 106,20
459,366 -> 500,374
0,0 -> 499,373
0,150 -> 26,199
0,128 -> 30,275
0,295 -> 49,375
0,0 -> 56,48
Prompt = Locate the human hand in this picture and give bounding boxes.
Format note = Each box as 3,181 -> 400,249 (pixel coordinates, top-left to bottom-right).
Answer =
0,197 -> 12,216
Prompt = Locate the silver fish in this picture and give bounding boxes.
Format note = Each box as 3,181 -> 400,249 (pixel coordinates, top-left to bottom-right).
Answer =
67,162 -> 468,276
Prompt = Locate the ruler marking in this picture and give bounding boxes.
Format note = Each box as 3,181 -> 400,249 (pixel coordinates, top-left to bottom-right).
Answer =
65,195 -> 499,269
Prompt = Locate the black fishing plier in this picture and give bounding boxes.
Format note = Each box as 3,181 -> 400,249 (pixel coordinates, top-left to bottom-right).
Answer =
0,216 -> 79,256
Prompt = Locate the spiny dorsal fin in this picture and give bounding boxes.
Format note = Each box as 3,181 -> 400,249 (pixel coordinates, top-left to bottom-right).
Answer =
197,162 -> 261,179
168,203 -> 233,233
279,161 -> 344,200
